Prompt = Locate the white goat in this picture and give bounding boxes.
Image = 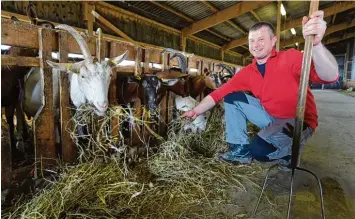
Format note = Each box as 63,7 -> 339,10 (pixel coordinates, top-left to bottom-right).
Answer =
20,24 -> 128,146
175,95 -> 207,133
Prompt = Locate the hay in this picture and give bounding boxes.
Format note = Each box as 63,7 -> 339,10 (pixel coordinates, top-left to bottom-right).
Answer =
4,103 -> 267,219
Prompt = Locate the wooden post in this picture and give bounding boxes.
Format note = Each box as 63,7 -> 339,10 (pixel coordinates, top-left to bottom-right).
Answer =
161,52 -> 168,71
1,114 -> 12,187
33,28 -> 56,172
276,0 -> 282,51
181,33 -> 186,52
87,2 -> 95,36
109,42 -> 120,138
59,32 -> 76,163
221,49 -> 224,62
144,48 -> 150,74
158,93 -> 167,136
134,47 -> 142,76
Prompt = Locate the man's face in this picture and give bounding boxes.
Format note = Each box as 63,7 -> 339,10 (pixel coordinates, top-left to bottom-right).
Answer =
248,26 -> 277,61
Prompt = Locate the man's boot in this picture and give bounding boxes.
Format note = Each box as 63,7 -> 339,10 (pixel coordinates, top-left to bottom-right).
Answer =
219,143 -> 252,164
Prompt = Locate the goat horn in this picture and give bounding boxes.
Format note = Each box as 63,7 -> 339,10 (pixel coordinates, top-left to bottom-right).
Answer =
56,24 -> 93,63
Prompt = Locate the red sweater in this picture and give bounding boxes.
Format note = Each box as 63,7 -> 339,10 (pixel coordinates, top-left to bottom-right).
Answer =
210,49 -> 339,130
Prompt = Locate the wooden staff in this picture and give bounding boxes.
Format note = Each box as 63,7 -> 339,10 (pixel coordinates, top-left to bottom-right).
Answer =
291,0 -> 319,169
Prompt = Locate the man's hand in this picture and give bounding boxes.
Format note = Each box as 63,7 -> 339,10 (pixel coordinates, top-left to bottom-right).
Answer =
302,10 -> 327,46
182,109 -> 199,120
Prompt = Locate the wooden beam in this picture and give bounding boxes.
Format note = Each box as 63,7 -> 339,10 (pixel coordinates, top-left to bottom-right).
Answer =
58,31 -> 76,163
181,33 -> 186,52
200,1 -> 218,13
1,55 -> 39,67
182,1 -> 270,36
2,12 -> 243,67
134,47 -> 142,76
250,10 -> 261,22
200,0 -> 247,34
284,1 -> 355,32
1,18 -> 98,56
96,4 -> 239,54
324,32 -> 355,45
91,10 -> 135,45
226,21 -> 247,35
206,29 -> 230,41
332,14 -> 337,25
241,45 -> 249,50
86,2 -> 94,36
221,49 -> 224,61
281,20 -> 355,48
224,37 -> 248,50
276,1 -> 282,51
223,1 -> 355,50
34,28 -> 56,169
149,1 -> 230,41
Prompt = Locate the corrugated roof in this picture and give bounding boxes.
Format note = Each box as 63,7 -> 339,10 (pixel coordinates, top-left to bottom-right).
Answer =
109,1 -> 189,29
209,1 -> 240,10
211,22 -> 245,39
104,1 -> 354,55
164,1 -> 212,21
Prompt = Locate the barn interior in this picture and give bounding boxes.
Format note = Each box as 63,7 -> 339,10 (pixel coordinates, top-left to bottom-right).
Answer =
1,1 -> 355,218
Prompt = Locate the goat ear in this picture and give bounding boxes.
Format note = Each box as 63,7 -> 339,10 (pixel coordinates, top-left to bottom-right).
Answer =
107,50 -> 129,67
46,60 -> 84,74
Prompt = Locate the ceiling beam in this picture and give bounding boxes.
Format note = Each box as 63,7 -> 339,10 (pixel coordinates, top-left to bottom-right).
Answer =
276,1 -> 282,51
324,32 -> 355,45
250,10 -> 261,22
332,14 -> 337,24
150,1 -> 230,41
241,45 -> 249,50
223,1 -> 355,50
284,1 -> 355,31
182,1 -> 270,36
281,19 -> 355,48
200,0 -> 247,34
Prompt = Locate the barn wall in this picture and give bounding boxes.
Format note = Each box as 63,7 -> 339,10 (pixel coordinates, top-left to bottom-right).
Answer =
224,52 -> 242,65
1,1 -> 85,29
1,1 -> 244,66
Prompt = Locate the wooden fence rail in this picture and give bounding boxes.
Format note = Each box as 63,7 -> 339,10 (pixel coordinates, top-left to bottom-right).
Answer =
1,18 -> 236,184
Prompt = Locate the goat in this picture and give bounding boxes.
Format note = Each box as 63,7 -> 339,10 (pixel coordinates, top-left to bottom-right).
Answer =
209,64 -> 236,88
2,3 -> 129,161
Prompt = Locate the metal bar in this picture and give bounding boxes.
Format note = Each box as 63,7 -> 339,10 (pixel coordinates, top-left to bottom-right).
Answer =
295,167 -> 325,218
253,163 -> 280,215
287,169 -> 296,219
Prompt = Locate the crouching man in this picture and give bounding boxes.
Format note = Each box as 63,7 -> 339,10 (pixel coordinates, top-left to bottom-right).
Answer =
183,11 -> 339,164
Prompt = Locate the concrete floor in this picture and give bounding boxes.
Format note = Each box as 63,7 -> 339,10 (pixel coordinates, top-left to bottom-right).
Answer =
259,90 -> 355,219
297,90 -> 355,219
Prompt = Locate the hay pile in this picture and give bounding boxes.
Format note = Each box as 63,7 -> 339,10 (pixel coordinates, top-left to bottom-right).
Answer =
4,104 -> 265,219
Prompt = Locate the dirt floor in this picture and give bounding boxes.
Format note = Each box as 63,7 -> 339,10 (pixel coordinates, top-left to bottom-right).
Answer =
248,90 -> 355,219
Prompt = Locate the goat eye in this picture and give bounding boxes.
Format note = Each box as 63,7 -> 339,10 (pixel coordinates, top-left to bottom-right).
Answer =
81,76 -> 85,78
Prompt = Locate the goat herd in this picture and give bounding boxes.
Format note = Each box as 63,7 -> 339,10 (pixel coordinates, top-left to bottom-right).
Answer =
1,4 -> 238,165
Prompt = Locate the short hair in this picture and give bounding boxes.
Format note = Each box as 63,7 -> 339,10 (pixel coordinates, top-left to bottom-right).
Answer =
249,22 -> 275,37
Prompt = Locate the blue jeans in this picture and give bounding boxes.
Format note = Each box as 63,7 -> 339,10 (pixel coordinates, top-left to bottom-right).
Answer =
224,92 -> 313,161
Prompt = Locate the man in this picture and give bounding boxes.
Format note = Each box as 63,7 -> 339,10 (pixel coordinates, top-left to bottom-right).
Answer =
183,11 -> 339,164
